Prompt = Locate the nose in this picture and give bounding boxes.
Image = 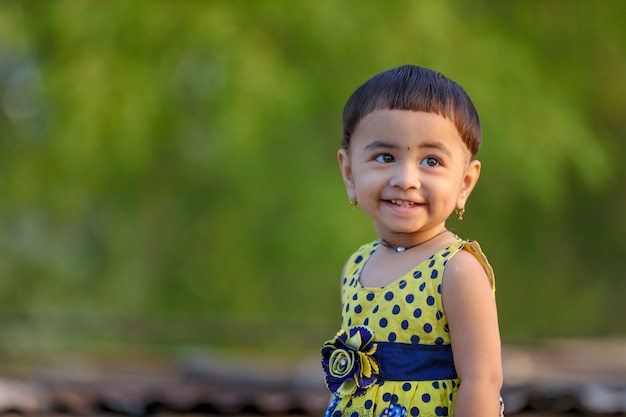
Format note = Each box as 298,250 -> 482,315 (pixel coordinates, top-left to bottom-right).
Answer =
389,162 -> 420,190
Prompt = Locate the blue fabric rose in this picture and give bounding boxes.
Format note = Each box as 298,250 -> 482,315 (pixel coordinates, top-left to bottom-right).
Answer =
321,326 -> 379,397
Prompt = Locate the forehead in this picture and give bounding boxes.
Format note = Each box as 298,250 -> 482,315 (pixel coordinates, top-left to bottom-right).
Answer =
351,109 -> 468,154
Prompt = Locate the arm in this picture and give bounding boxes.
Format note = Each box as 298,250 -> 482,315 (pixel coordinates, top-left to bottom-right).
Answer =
442,249 -> 503,417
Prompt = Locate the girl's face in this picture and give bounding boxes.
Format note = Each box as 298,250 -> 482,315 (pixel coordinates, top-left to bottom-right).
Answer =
338,109 -> 481,245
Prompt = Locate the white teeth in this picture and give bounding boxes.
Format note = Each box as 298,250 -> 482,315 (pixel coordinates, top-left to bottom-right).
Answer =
391,199 -> 416,207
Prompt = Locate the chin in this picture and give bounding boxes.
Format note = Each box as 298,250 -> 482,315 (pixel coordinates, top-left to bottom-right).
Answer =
385,226 -> 421,235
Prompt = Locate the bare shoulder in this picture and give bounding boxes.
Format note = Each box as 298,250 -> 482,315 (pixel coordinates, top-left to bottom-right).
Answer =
441,246 -> 496,321
443,246 -> 492,288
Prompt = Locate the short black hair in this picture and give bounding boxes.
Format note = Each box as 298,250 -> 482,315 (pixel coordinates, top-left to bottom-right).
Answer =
342,65 -> 482,156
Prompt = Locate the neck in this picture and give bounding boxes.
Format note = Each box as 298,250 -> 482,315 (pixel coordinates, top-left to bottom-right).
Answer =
380,229 -> 448,253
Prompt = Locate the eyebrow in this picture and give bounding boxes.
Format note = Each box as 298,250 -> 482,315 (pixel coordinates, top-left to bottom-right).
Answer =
364,139 -> 453,157
363,140 -> 398,151
421,141 -> 453,157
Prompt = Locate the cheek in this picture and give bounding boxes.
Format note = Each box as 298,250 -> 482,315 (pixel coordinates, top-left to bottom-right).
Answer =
428,178 -> 460,202
352,168 -> 379,187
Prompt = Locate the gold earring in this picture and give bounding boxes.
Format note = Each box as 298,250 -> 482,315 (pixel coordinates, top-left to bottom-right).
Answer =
350,199 -> 358,210
455,207 -> 465,220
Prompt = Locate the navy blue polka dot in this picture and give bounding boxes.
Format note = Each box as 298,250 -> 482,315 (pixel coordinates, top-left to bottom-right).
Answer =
442,382 -> 447,389
355,255 -> 363,264
436,310 -> 443,320
365,400 -> 373,410
442,251 -> 450,257
352,294 -> 358,301
413,271 -> 422,279
333,411 -> 342,417
364,318 -> 369,326
401,320 -> 409,330
399,280 -> 407,289
411,335 -> 421,343
382,393 -> 392,402
402,382 -> 412,391
432,381 -> 440,389
351,411 -> 359,417
435,337 -> 444,345
410,407 -> 420,416
431,270 -> 438,279
347,399 -> 353,407
391,394 -> 399,403
347,317 -> 352,326
413,308 -> 422,318
379,317 -> 388,327
354,305 -> 362,313
373,305 -> 379,313
429,259 -> 435,268
437,284 -> 442,294
419,282 -> 426,292
406,294 -> 415,303
422,393 -> 431,403
345,303 -> 350,312
388,332 -> 396,342
367,292 -> 375,301
392,305 -> 401,315
384,291 -> 394,301
427,296 -> 435,306
424,323 -> 433,333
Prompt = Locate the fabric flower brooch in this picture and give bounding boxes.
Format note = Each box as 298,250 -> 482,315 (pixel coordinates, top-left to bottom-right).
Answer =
321,326 -> 380,397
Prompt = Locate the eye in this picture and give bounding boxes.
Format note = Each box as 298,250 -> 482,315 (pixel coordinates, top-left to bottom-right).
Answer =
421,156 -> 441,167
375,153 -> 395,164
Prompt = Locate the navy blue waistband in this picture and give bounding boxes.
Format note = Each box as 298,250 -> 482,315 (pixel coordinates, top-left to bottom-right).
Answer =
373,342 -> 457,381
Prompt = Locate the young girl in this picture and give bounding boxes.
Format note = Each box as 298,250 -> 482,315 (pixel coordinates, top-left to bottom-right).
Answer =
321,65 -> 504,417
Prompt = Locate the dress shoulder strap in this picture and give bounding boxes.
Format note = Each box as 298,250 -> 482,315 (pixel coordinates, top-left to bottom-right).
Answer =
343,241 -> 378,278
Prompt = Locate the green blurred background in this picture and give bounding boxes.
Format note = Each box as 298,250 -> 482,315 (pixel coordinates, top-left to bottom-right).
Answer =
0,1 -> 624,363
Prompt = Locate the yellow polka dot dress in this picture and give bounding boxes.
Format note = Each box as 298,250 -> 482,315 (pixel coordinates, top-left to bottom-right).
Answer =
321,239 -> 496,417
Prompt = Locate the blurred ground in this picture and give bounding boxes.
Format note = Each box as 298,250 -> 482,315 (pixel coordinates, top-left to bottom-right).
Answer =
0,338 -> 624,416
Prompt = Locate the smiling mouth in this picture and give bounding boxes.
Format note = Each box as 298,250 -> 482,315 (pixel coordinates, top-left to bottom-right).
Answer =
389,199 -> 421,208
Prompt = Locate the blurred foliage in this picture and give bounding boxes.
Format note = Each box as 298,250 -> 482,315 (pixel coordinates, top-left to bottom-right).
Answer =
0,0 -> 624,358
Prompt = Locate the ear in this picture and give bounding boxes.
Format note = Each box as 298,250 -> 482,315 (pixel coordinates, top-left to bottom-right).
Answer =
338,149 -> 356,200
456,159 -> 481,209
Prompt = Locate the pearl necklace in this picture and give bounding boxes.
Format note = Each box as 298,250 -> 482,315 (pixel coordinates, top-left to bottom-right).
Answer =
380,229 -> 448,253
